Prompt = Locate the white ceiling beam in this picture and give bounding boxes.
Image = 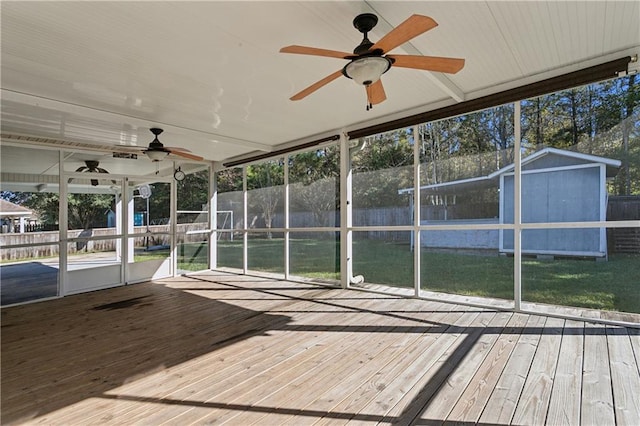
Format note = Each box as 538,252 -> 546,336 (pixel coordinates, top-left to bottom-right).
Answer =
1,89 -> 273,152
366,5 -> 466,102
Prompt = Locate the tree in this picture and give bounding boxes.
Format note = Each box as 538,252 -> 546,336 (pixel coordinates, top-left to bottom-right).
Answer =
67,193 -> 113,229
289,148 -> 340,227
0,191 -> 115,230
246,161 -> 284,237
217,168 -> 243,193
178,170 -> 209,212
351,129 -> 414,208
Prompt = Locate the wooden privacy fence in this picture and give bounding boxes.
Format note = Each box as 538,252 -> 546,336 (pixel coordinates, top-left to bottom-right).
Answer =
607,196 -> 640,253
0,223 -> 208,261
3,197 -> 638,260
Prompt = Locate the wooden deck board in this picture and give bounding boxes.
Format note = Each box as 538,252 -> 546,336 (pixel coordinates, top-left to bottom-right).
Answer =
416,311 -> 514,421
511,316 -> 565,425
545,319 -> 584,425
166,298 -> 426,425
478,313 -> 547,424
373,310 -> 492,425
301,307 -> 468,426
581,322 -> 615,425
209,300 -> 446,425
229,300 -> 449,426
443,313 -> 531,424
607,326 -> 640,425
1,271 -> 639,425
71,291 -> 392,424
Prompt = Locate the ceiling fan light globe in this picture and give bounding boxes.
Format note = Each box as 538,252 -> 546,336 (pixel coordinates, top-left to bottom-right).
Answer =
344,56 -> 391,86
145,150 -> 169,162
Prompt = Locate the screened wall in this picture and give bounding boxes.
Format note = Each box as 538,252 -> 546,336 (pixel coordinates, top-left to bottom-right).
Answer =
0,147 -> 210,305
2,74 -> 637,325
213,74 -> 639,324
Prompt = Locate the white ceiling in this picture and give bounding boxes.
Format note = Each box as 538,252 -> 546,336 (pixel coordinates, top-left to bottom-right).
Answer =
1,1 -> 639,175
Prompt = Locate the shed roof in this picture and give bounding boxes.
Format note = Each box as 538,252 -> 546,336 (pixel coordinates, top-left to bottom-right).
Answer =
399,148 -> 621,195
492,147 -> 622,178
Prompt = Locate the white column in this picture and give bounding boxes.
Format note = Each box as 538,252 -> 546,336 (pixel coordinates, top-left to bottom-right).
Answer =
599,164 -> 607,256
284,157 -> 290,280
340,132 -> 352,289
210,162 -> 218,270
115,193 -> 122,260
127,183 -> 134,263
19,217 -> 25,233
170,177 -> 178,276
121,178 -> 133,285
242,166 -> 248,274
58,150 -> 68,296
514,101 -> 522,311
413,125 -> 421,297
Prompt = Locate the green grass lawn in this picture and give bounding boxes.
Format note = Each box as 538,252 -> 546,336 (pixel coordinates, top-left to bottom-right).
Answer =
140,238 -> 638,313
12,238 -> 634,313
215,238 -> 639,314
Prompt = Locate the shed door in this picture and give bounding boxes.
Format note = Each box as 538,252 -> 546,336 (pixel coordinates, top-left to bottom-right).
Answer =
502,166 -> 602,254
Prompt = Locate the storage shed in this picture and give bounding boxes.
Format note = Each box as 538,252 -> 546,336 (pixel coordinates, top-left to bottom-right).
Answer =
500,147 -> 621,258
405,148 -> 621,258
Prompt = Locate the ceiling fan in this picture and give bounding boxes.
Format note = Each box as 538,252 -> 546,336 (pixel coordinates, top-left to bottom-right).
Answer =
280,13 -> 465,110
141,128 -> 203,162
71,160 -> 114,187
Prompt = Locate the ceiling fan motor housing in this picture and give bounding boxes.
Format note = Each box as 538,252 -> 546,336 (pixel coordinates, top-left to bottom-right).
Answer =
148,140 -> 166,151
85,160 -> 100,170
342,56 -> 392,86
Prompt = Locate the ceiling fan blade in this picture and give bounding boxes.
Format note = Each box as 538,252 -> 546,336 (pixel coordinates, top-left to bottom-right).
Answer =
388,54 -> 465,74
290,70 -> 343,101
169,149 -> 204,161
372,14 -> 438,54
166,146 -> 192,153
366,79 -> 387,105
75,166 -> 88,172
280,45 -> 352,59
96,168 -> 109,173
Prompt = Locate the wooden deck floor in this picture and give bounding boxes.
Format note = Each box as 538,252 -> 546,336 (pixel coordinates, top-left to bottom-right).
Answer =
2,271 -> 639,425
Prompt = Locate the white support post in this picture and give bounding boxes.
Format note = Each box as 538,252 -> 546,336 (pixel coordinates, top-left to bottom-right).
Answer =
242,166 -> 248,274
58,150 -> 68,296
499,174 -> 505,252
413,125 -> 421,297
121,178 -> 132,284
340,132 -> 352,289
170,176 -> 178,276
116,192 -> 122,261
284,157 -> 290,280
599,164 -> 607,257
513,101 -> 522,311
211,163 -> 218,269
